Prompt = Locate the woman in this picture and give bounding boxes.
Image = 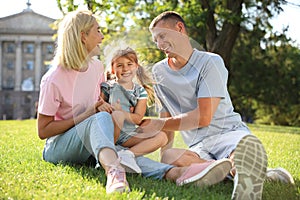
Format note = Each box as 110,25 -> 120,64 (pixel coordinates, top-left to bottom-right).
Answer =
37,10 -> 129,194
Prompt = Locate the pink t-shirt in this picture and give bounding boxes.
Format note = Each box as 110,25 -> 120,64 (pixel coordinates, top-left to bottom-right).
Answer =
38,58 -> 105,120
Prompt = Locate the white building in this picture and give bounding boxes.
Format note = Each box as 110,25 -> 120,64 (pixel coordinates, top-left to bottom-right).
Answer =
0,3 -> 56,119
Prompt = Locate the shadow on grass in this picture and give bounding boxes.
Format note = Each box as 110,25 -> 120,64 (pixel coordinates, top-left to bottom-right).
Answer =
58,160 -> 234,200
56,160 -> 300,200
263,179 -> 300,200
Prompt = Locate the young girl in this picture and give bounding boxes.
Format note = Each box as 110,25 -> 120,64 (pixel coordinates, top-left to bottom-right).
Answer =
101,47 -> 168,173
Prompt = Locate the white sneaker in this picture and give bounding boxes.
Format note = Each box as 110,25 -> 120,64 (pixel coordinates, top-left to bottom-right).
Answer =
117,150 -> 142,173
266,167 -> 295,184
232,135 -> 268,200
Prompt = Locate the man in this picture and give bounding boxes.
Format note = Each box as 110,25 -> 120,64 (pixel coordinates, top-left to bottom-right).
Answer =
138,11 -> 294,199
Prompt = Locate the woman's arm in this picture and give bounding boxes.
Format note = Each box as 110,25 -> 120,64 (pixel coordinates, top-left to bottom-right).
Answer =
37,100 -> 105,140
37,114 -> 75,140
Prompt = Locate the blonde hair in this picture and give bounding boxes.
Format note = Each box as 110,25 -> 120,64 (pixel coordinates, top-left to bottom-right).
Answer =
110,47 -> 155,105
54,10 -> 97,70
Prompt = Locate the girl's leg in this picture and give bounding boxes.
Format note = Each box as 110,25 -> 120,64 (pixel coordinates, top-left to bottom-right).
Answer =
122,131 -> 168,156
161,148 -> 206,166
111,111 -> 125,143
160,131 -> 175,156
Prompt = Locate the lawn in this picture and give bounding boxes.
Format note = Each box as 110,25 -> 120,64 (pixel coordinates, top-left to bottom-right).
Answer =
0,120 -> 299,199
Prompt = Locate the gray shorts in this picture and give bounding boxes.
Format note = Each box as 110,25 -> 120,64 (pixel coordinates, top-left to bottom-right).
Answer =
189,127 -> 251,160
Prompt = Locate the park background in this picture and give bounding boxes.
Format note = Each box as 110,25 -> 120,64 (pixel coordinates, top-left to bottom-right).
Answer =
0,0 -> 300,126
3,0 -> 300,126
0,0 -> 299,199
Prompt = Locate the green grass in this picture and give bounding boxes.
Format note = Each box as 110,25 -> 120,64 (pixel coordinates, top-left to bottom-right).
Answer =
0,120 -> 299,200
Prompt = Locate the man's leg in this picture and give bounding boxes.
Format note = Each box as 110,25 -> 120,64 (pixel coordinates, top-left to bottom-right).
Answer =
231,134 -> 268,200
136,155 -> 232,187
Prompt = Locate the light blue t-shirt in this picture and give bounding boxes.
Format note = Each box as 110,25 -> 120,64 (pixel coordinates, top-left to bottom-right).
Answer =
152,49 -> 246,147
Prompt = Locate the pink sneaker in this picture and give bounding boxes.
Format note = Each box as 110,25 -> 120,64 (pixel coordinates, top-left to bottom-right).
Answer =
106,165 -> 130,194
176,158 -> 232,186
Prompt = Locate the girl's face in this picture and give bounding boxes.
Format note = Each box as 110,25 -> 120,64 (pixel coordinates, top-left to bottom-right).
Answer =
112,56 -> 138,84
82,21 -> 104,56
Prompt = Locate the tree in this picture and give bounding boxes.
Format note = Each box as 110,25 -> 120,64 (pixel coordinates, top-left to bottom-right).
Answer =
55,0 -> 300,126
132,0 -> 287,69
55,0 -> 287,67
230,25 -> 300,126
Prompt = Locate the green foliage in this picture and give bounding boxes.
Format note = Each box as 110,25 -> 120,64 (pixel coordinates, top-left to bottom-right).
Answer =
55,0 -> 287,65
53,0 -> 300,126
0,120 -> 299,199
231,26 -> 300,126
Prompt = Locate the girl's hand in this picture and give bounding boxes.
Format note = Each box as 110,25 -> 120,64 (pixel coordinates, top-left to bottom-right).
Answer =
136,118 -> 165,137
111,99 -> 122,111
84,99 -> 103,117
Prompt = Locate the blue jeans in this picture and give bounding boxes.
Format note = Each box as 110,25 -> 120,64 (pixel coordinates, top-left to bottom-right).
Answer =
43,112 -> 172,180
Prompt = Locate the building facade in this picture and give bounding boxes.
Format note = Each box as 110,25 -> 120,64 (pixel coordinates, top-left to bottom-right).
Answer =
0,7 -> 56,119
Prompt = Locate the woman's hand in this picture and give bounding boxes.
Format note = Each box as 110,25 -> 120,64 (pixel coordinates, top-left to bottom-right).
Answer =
96,100 -> 113,113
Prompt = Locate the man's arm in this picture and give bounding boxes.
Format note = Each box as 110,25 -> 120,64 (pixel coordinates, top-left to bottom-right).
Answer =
139,97 -> 221,133
163,97 -> 220,131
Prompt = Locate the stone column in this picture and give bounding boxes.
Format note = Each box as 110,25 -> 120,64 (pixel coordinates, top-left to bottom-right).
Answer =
34,41 -> 41,91
0,40 -> 2,91
15,40 -> 22,91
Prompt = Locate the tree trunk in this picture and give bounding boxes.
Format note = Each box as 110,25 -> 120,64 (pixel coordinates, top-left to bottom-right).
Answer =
212,22 -> 241,69
200,0 -> 243,68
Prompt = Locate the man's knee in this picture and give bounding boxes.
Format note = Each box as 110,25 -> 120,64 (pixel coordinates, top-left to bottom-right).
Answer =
161,148 -> 176,164
161,148 -> 204,166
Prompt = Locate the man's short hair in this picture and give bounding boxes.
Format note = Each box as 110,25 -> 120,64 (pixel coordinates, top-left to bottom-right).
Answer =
149,11 -> 186,30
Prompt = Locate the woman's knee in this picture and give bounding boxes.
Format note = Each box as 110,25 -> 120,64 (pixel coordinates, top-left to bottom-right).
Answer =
95,111 -> 112,122
94,112 -> 114,127
92,112 -> 114,137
